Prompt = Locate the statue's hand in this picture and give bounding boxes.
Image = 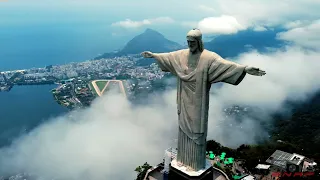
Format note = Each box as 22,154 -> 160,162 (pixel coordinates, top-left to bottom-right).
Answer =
141,51 -> 154,58
245,66 -> 266,76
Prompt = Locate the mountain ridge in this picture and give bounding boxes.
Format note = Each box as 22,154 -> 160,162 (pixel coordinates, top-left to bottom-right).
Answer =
94,28 -> 183,59
94,28 -> 287,60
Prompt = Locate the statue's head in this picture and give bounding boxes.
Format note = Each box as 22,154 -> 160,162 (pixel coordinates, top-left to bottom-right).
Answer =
186,28 -> 204,53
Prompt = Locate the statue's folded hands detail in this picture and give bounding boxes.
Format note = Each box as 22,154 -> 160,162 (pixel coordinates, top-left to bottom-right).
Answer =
141,28 -> 266,173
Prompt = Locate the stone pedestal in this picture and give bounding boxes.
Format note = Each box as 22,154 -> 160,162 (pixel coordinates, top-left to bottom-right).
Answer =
168,159 -> 213,180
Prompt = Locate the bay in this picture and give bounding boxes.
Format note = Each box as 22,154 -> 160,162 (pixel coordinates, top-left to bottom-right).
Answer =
0,23 -> 128,72
0,85 -> 68,147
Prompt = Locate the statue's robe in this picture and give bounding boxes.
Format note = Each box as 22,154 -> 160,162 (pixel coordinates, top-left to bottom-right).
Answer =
153,49 -> 246,170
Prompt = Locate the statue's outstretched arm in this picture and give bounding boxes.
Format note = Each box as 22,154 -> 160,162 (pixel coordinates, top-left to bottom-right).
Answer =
244,66 -> 266,76
141,51 -> 178,75
141,51 -> 154,58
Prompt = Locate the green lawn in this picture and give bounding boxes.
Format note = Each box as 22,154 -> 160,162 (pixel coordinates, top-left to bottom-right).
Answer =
96,81 -> 108,92
89,80 -> 127,97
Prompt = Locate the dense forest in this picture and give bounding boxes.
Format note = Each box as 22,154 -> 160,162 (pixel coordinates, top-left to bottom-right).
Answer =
205,91 -> 320,178
271,91 -> 320,162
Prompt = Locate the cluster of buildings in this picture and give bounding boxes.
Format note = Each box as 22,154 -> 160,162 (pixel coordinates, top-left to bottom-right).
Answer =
44,56 -> 165,81
52,78 -> 96,109
0,73 -> 10,91
0,70 -> 25,91
0,56 -> 166,93
143,149 -> 318,180
254,150 -> 318,179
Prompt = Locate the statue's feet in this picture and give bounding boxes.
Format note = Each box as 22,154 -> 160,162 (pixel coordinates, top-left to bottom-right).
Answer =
177,161 -> 183,167
186,166 -> 195,172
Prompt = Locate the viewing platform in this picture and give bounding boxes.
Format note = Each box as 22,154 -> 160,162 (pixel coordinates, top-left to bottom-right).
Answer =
143,148 -> 230,180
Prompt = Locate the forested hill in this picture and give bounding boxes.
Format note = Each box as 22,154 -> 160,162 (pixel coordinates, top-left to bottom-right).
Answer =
206,91 -> 320,172
94,29 -> 183,59
272,91 -> 320,159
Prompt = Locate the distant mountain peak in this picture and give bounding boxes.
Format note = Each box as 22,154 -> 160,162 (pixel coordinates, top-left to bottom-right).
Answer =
143,28 -> 164,37
119,29 -> 182,54
94,28 -> 183,59
145,28 -> 155,32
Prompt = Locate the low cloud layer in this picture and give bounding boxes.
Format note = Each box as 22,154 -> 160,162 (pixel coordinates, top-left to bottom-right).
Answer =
0,90 -> 178,180
0,44 -> 320,180
207,46 -> 320,146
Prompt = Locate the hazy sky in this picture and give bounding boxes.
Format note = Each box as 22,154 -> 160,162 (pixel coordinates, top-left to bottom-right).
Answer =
0,0 -> 319,70
1,0 -> 319,42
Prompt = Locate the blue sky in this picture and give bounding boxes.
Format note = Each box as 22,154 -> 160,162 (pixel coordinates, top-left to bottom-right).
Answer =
1,0 -> 319,41
0,0 -> 319,70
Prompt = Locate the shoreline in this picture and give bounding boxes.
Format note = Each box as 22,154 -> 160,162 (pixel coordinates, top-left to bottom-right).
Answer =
0,84 -> 13,92
0,82 -> 55,92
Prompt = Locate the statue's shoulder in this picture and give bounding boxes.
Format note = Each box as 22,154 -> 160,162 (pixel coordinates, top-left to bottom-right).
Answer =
169,49 -> 184,53
203,49 -> 219,55
173,49 -> 189,55
202,49 -> 221,60
179,49 -> 189,53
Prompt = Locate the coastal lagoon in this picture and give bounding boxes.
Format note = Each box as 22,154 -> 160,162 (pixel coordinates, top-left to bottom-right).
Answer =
0,85 -> 68,147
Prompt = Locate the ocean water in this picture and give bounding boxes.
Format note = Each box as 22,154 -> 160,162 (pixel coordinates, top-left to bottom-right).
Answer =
0,22 -> 111,147
0,85 -> 68,147
0,23 -> 128,71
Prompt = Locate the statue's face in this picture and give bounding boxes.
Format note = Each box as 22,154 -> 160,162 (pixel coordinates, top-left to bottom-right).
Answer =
187,39 -> 198,53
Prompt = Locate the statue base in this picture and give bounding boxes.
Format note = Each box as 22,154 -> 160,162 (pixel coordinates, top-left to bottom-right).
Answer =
168,159 -> 213,180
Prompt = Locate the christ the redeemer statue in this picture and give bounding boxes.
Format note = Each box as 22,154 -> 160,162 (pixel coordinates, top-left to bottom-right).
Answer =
141,28 -> 266,172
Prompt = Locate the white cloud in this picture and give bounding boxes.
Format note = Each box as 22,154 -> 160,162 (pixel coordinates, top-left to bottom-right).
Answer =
0,90 -> 178,180
198,5 -> 216,13
283,20 -> 312,29
208,46 -> 320,146
111,19 -> 151,28
111,17 -> 174,28
253,25 -> 267,32
185,0 -> 320,34
197,15 -> 246,34
277,20 -> 320,50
